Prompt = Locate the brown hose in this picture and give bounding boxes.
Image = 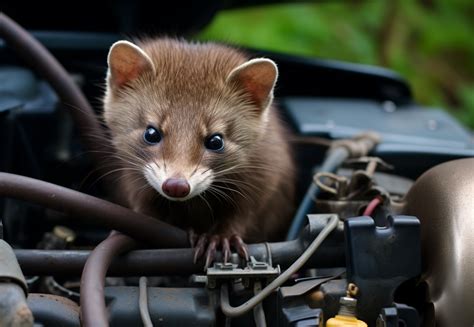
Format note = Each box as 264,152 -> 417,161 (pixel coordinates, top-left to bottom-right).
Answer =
80,233 -> 137,327
0,172 -> 188,248
0,13 -> 113,186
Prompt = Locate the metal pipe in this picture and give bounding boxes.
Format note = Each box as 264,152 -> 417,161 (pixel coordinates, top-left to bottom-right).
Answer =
0,172 -> 188,248
80,233 -> 137,327
14,232 -> 345,277
0,13 -> 111,181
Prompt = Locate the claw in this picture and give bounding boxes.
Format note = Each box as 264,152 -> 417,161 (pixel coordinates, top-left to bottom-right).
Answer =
192,232 -> 249,270
193,234 -> 208,264
188,229 -> 198,247
230,235 -> 249,261
222,237 -> 231,263
204,235 -> 220,270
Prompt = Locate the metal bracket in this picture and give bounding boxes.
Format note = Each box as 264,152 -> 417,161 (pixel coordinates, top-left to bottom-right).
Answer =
206,256 -> 280,289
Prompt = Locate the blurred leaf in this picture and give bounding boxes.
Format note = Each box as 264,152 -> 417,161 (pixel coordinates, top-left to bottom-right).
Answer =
198,2 -> 474,129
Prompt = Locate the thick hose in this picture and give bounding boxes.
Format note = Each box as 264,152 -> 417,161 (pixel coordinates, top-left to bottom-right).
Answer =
80,233 -> 137,327
221,214 -> 339,317
0,13 -> 111,179
286,148 -> 349,240
0,172 -> 188,248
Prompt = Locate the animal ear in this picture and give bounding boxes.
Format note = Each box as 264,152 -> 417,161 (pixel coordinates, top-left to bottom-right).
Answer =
107,40 -> 155,89
226,58 -> 278,111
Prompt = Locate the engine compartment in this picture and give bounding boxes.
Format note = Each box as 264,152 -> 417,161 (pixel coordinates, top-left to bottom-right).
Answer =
1,13 -> 474,327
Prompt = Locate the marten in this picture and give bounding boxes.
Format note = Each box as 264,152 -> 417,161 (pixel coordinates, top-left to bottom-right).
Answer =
103,38 -> 295,268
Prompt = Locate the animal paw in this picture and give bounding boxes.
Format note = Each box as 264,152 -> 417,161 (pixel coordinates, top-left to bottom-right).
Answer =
192,233 -> 249,270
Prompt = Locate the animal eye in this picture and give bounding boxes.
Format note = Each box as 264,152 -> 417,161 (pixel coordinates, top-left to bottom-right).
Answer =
143,126 -> 162,145
205,134 -> 224,152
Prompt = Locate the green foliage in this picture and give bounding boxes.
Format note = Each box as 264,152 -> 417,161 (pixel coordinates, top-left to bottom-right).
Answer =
198,1 -> 474,129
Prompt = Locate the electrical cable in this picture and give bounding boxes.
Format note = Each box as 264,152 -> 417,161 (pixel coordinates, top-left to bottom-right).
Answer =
252,281 -> 267,327
286,133 -> 380,240
220,214 -> 339,317
363,196 -> 383,216
139,277 -> 153,327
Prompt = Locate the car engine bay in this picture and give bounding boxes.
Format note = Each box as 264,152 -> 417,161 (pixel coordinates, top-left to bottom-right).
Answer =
1,8 -> 474,327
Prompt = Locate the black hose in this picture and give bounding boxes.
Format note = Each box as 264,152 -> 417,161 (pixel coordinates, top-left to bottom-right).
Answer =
286,147 -> 349,240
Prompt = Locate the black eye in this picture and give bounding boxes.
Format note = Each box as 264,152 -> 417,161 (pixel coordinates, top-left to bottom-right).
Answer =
205,134 -> 224,152
143,126 -> 162,145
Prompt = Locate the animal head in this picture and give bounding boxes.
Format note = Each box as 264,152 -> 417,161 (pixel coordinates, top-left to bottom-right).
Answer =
103,39 -> 278,201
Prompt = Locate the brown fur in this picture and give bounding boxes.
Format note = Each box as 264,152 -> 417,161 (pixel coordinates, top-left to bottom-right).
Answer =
103,38 -> 294,242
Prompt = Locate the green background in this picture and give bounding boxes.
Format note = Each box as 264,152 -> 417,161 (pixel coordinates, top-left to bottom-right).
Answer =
198,1 -> 474,129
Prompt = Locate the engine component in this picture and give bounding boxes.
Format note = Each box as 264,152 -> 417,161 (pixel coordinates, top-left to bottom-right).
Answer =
27,294 -> 80,327
220,214 -> 339,318
281,306 -> 323,327
287,133 -> 380,240
105,287 -> 215,327
326,296 -> 367,327
375,304 -> 419,327
344,215 -> 420,325
376,307 -> 398,327
403,158 -> 474,327
207,257 -> 280,289
0,239 -> 33,327
326,283 -> 367,327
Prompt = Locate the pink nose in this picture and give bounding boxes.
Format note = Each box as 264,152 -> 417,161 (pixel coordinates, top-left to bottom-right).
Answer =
162,178 -> 190,198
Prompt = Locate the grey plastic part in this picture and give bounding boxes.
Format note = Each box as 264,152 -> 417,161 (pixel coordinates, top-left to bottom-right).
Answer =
0,66 -> 57,114
344,215 -> 420,324
0,284 -> 33,327
0,239 -> 28,295
283,97 -> 474,149
376,307 -> 398,327
281,306 -> 323,327
27,294 -> 80,327
105,286 -> 215,327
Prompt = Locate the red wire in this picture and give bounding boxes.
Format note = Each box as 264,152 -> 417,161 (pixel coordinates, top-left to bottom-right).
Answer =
363,196 -> 383,216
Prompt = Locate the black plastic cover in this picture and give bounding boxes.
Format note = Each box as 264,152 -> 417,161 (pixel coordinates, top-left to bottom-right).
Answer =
344,215 -> 421,325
